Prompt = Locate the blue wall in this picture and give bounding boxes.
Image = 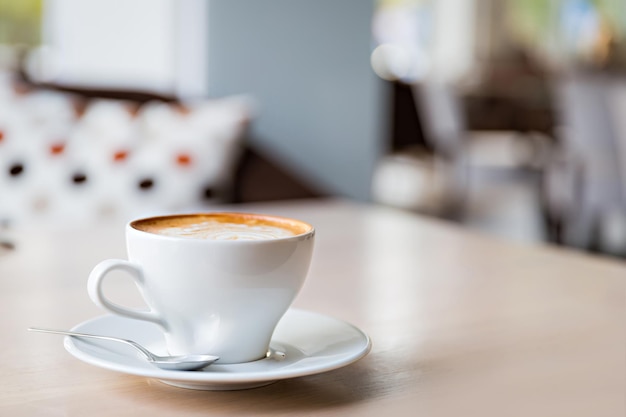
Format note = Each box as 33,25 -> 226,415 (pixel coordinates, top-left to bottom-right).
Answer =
207,0 -> 388,200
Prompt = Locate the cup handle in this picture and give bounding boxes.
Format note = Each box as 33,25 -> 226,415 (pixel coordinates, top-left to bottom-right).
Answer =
88,259 -> 165,328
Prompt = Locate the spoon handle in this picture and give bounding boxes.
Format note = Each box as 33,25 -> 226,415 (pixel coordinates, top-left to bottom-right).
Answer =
27,327 -> 154,361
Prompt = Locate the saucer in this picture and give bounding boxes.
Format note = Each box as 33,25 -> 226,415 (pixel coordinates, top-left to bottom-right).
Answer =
64,309 -> 371,390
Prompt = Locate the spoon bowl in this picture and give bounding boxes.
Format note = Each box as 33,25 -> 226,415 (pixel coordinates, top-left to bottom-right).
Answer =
28,327 -> 219,371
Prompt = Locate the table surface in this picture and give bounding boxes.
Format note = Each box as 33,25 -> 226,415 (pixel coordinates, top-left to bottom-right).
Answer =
1,199 -> 624,417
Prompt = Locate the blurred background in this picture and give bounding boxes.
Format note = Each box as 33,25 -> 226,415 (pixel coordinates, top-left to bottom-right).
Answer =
1,0 -> 626,257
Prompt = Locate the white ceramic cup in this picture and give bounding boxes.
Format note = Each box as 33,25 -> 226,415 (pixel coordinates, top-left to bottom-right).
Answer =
87,212 -> 315,364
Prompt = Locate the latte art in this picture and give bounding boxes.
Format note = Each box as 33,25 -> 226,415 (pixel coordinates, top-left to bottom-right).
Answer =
157,220 -> 296,240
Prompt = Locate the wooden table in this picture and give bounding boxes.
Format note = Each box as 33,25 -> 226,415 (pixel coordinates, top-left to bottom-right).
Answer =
1,200 -> 624,416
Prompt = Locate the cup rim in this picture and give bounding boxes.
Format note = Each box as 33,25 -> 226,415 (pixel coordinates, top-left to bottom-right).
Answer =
127,211 -> 315,242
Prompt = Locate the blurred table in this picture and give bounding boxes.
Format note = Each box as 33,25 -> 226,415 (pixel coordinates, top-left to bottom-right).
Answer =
1,199 -> 624,416
462,90 -> 554,136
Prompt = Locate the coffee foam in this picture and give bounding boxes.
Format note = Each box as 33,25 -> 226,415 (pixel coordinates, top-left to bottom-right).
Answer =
132,213 -> 311,241
155,220 -> 295,240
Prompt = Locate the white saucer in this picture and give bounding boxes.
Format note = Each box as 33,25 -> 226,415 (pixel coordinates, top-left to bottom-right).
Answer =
64,309 -> 371,390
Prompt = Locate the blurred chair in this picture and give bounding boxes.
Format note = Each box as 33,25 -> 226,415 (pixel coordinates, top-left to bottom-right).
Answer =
543,73 -> 626,252
609,77 -> 626,202
413,78 -> 552,172
372,78 -> 550,221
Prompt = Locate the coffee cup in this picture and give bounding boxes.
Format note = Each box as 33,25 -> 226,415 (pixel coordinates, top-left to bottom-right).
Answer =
87,212 -> 314,364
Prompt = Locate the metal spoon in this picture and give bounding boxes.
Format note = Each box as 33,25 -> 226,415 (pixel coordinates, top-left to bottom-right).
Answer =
28,327 -> 219,371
